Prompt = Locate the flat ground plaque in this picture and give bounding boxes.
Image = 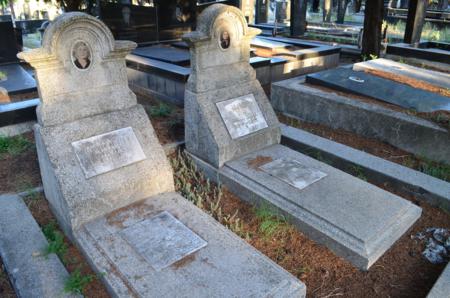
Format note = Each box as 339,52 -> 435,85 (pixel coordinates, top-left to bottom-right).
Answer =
72,127 -> 146,178
216,94 -> 268,139
120,211 -> 207,271
260,158 -> 327,190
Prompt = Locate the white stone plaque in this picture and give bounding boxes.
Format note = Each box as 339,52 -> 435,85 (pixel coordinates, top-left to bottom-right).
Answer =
72,127 -> 146,178
216,94 -> 268,139
260,158 -> 327,190
120,211 -> 207,271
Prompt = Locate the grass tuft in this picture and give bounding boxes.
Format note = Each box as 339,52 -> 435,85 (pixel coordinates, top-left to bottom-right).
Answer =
149,103 -> 173,117
255,205 -> 286,237
42,221 -> 67,259
64,268 -> 95,295
0,135 -> 33,158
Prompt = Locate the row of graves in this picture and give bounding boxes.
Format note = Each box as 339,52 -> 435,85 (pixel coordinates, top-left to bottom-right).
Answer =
0,3 -> 449,298
126,32 -> 340,106
0,16 -> 38,131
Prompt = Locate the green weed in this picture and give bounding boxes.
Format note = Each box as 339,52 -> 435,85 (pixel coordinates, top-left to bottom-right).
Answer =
0,135 -> 33,158
255,205 -> 286,237
64,268 -> 95,295
149,103 -> 173,117
0,71 -> 6,80
351,165 -> 367,181
417,159 -> 450,182
42,221 -> 67,259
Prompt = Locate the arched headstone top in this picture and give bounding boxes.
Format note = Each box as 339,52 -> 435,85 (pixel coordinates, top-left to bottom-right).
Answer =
183,4 -> 261,93
17,12 -> 138,127
18,12 -> 136,69
183,4 -> 260,45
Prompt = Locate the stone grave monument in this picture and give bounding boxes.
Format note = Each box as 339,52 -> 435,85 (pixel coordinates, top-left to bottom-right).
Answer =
19,12 -> 306,297
183,4 -> 422,270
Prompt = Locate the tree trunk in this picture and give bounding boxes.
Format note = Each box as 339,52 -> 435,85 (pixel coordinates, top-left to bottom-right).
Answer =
311,0 -> 320,12
336,0 -> 349,23
361,0 -> 384,58
404,0 -> 427,45
323,0 -> 332,22
291,0 -> 308,36
354,0 -> 362,12
8,0 -> 16,22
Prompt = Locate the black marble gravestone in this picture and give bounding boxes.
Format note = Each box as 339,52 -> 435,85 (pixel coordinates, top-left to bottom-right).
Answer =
0,20 -> 20,64
306,68 -> 450,113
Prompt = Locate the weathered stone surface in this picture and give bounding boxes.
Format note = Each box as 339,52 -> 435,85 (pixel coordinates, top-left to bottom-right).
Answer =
35,105 -> 174,237
352,58 -> 450,90
75,192 -> 306,297
18,13 -> 174,237
305,68 -> 450,112
183,4 -> 281,167
280,124 -> 450,212
427,262 -> 450,298
0,194 -> 79,298
216,94 -> 268,139
0,64 -> 36,94
271,76 -> 450,164
189,145 -> 422,270
260,158 -> 327,190
72,127 -> 147,178
120,211 -> 207,271
18,12 -> 138,127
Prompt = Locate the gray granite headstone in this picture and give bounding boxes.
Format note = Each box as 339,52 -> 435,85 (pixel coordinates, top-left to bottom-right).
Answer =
18,12 -> 175,235
306,68 -> 450,112
183,4 -> 281,168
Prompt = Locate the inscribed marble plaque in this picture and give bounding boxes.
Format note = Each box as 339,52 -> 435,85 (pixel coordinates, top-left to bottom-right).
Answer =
72,127 -> 146,178
120,211 -> 207,271
260,158 -> 327,190
216,94 -> 268,139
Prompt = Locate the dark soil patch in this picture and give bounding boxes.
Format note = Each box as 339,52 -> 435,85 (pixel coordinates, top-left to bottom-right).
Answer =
136,93 -> 184,145
303,82 -> 450,130
24,193 -> 110,298
0,132 -> 41,193
278,114 -> 450,182
0,259 -> 15,298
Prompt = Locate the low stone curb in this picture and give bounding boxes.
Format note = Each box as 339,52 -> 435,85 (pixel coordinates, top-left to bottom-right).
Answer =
427,261 -> 450,298
0,194 -> 80,298
280,124 -> 450,212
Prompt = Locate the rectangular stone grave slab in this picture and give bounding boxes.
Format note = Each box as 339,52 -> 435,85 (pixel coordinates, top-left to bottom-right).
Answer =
352,58 -> 450,90
306,68 -> 450,112
189,144 -> 422,270
0,64 -> 36,95
132,45 -> 190,65
75,192 -> 306,297
72,127 -> 146,178
216,94 -> 268,139
251,37 -> 292,50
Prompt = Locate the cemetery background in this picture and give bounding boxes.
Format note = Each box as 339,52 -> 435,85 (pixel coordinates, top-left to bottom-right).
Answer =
0,1 -> 449,298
